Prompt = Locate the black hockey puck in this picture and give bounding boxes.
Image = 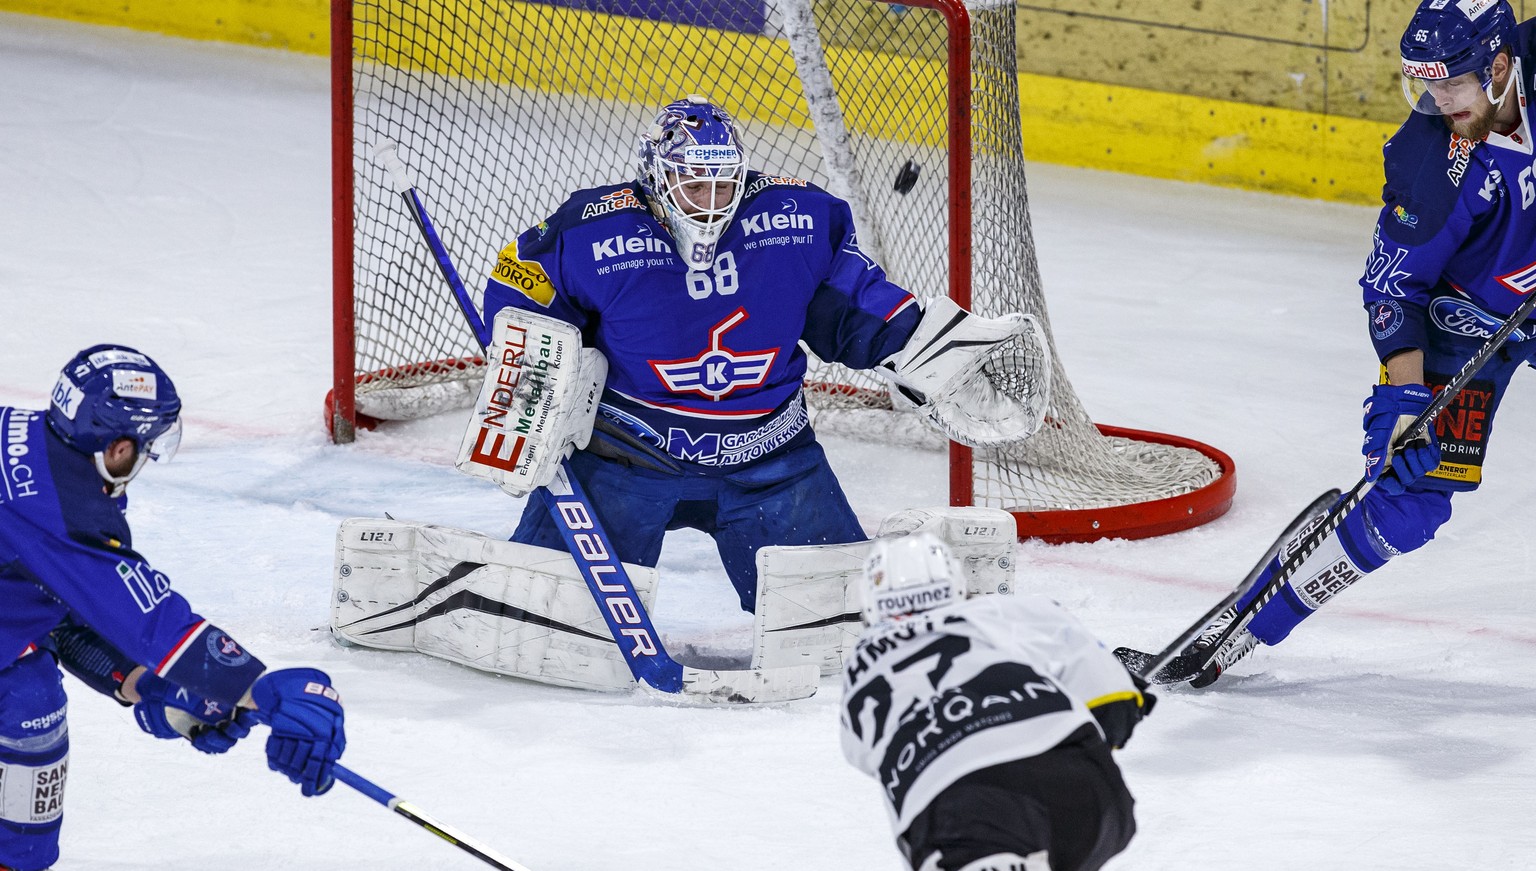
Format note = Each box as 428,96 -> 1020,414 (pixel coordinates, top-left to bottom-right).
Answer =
893,159 -> 920,194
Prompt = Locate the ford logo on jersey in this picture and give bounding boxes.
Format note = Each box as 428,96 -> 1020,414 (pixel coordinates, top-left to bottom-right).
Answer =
1430,297 -> 1536,342
650,308 -> 778,399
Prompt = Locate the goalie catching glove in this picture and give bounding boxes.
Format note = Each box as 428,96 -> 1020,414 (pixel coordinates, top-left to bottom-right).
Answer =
879,296 -> 1051,446
457,307 -> 608,497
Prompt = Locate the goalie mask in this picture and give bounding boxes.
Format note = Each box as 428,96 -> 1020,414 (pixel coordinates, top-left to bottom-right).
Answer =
638,94 -> 748,272
860,533 -> 963,625
46,344 -> 183,496
1399,0 -> 1516,116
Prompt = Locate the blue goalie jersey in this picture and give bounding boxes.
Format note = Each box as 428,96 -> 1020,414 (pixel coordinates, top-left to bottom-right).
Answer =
0,408 -> 264,704
1363,22 -> 1536,361
481,172 -> 921,471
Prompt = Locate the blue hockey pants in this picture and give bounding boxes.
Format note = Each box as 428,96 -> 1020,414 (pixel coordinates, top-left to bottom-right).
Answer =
512,441 -> 867,611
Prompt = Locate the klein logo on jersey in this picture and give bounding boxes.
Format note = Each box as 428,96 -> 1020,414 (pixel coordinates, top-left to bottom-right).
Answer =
1480,168 -> 1504,202
649,308 -> 778,400
739,201 -> 813,237
592,226 -> 673,262
579,188 -> 643,220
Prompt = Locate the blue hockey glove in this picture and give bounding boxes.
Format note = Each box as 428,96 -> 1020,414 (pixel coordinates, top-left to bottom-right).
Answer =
1362,383 -> 1441,496
250,668 -> 346,797
133,672 -> 255,754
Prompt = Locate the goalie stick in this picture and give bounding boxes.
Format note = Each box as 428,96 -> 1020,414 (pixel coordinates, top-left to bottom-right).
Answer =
374,140 -> 818,704
1119,284 -> 1536,685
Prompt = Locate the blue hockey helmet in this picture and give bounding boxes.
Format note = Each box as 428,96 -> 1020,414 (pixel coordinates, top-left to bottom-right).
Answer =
1399,0 -> 1517,115
637,95 -> 748,271
47,344 -> 182,491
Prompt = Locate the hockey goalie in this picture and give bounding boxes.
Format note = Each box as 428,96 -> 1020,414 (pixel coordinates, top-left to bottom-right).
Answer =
333,94 -> 1050,697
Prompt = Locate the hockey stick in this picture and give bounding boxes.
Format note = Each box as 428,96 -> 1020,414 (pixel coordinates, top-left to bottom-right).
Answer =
374,141 -> 818,703
376,141 -> 490,350
1122,288 -> 1536,685
1112,488 -> 1339,683
333,763 -> 534,871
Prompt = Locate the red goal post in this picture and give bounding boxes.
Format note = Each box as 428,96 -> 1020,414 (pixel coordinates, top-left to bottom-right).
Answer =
328,0 -> 1235,543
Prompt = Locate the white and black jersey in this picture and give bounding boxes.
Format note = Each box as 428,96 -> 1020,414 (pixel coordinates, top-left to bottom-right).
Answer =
839,594 -> 1138,834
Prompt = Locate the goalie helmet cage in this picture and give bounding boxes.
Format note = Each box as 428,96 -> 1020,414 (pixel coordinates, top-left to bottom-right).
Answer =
328,0 -> 1236,544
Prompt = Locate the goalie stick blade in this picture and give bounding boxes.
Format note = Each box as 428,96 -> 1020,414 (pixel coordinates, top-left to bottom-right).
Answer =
674,664 -> 820,704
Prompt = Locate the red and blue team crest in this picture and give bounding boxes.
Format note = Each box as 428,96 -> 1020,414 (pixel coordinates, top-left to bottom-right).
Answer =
649,308 -> 777,400
1371,299 -> 1405,341
206,631 -> 252,667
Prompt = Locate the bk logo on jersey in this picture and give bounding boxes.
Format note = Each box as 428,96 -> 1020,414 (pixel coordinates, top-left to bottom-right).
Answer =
649,308 -> 777,400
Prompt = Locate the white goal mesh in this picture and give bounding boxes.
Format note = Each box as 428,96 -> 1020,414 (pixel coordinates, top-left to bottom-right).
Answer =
332,0 -> 1233,540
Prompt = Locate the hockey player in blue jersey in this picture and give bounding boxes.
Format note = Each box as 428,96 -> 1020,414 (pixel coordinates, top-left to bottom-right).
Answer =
0,345 -> 346,871
473,95 -> 1044,613
1184,0 -> 1536,686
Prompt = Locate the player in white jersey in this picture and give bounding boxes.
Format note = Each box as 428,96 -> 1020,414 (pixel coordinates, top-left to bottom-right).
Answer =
839,535 -> 1152,871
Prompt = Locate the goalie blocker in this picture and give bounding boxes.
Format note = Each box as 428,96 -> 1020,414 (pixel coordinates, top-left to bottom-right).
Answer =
331,507 -> 1017,692
457,307 -> 607,497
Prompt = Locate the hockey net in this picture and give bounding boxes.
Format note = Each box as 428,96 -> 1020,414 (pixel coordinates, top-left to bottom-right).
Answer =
329,0 -> 1234,542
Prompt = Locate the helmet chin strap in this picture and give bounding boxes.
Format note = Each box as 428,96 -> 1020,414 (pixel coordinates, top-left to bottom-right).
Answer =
93,451 -> 149,498
1487,61 -> 1518,108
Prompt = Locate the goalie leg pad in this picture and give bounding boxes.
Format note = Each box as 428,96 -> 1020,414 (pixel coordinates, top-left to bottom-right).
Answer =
877,506 -> 1018,597
750,540 -> 872,677
332,518 -> 658,691
749,507 -> 1018,676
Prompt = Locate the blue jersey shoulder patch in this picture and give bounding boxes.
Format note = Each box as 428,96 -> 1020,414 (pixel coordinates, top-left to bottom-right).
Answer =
1380,113 -> 1468,246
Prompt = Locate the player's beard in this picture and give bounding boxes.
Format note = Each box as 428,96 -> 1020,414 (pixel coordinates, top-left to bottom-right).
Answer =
1445,96 -> 1498,141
